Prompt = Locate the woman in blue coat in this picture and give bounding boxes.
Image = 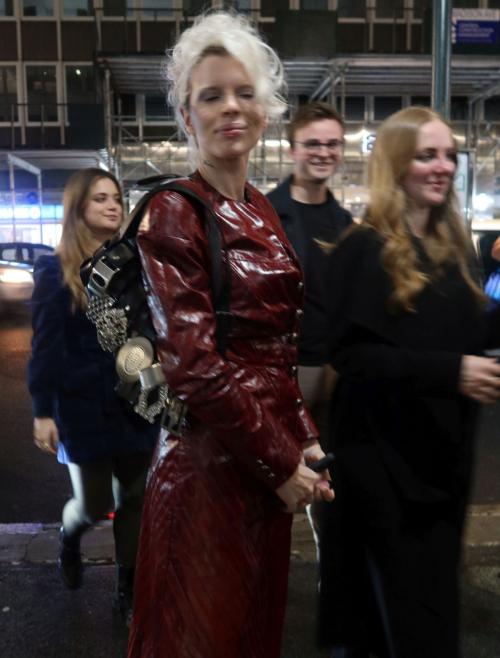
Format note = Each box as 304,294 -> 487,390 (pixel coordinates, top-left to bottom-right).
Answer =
28,168 -> 159,624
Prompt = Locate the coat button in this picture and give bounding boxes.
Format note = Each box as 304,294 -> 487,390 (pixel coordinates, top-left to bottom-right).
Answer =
295,398 -> 304,409
290,332 -> 299,345
295,309 -> 304,321
297,281 -> 304,293
290,365 -> 298,377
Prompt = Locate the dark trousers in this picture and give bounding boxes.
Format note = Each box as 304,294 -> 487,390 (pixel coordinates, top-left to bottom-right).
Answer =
63,451 -> 153,567
319,445 -> 465,658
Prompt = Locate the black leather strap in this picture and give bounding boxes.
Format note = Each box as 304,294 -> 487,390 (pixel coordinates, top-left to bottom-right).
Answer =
117,178 -> 233,358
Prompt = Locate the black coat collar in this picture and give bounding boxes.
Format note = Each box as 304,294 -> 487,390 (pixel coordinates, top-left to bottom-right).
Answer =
267,175 -> 351,265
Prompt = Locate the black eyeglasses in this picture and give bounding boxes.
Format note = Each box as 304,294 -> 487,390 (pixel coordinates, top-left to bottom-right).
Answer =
294,139 -> 345,153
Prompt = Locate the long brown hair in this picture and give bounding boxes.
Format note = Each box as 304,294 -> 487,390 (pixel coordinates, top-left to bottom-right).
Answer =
55,168 -> 123,311
365,106 -> 484,313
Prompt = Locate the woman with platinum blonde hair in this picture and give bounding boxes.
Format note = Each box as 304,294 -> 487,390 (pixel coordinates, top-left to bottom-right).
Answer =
128,11 -> 334,658
318,106 -> 500,658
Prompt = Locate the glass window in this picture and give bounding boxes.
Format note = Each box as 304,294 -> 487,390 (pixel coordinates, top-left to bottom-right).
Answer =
183,0 -> 209,16
338,0 -> 365,19
145,94 -> 173,121
376,0 -> 404,19
23,0 -> 54,16
1,247 -> 16,260
26,66 -> 58,122
301,0 -> 328,9
374,96 -> 402,121
453,0 -> 479,6
488,0 -> 500,7
484,96 -> 500,121
0,67 -> 17,123
63,0 -> 93,16
260,0 -> 289,17
412,0 -> 428,19
222,0 -> 252,11
0,0 -> 14,17
32,245 -> 54,259
344,97 -> 365,121
142,0 -> 174,18
411,96 -> 430,107
120,93 -> 136,121
103,0 -> 134,18
450,96 -> 468,121
66,66 -> 95,104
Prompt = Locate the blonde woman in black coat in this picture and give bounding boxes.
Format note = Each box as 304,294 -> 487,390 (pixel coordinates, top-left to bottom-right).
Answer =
319,107 -> 500,658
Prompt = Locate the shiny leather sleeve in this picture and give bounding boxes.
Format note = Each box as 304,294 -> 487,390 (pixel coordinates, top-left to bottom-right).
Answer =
137,191 -> 304,489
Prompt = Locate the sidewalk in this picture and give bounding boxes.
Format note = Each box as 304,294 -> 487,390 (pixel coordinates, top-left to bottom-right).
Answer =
1,508 -> 500,657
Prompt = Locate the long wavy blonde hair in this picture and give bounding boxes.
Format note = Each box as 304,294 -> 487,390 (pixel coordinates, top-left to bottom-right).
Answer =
365,106 -> 484,313
55,168 -> 123,311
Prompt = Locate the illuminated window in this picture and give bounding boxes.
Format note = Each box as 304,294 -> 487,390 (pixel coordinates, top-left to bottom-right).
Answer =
66,66 -> 95,104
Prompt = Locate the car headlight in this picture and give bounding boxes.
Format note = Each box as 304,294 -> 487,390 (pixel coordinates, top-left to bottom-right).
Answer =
0,268 -> 34,284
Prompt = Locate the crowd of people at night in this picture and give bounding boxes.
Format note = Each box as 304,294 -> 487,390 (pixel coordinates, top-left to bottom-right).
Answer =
26,10 -> 500,658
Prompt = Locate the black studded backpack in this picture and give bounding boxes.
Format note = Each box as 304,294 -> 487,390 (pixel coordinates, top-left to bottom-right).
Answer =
80,176 -> 232,437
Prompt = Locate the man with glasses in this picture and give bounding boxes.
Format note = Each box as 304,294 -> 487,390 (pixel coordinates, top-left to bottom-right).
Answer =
267,102 -> 352,550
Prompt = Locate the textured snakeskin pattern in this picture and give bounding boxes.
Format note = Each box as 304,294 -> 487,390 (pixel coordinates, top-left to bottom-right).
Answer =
128,172 -> 318,658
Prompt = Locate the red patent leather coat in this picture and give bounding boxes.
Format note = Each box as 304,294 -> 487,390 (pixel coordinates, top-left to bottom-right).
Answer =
128,172 -> 318,658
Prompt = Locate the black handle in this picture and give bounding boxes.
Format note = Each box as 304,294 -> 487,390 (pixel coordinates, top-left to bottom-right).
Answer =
309,452 -> 335,473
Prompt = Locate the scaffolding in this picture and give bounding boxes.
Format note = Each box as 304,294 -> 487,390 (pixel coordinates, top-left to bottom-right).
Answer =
97,52 -> 500,220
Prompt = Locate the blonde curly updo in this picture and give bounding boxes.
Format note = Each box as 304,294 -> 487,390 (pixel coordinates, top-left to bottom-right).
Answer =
163,11 -> 286,162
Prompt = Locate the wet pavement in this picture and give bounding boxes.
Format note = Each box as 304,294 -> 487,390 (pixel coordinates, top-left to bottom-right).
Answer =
1,514 -> 500,658
1,310 -> 500,655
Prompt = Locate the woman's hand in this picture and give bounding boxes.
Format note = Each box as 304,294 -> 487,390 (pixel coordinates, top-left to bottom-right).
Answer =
33,417 -> 59,455
303,439 -> 335,503
275,459 -> 321,514
459,355 -> 500,404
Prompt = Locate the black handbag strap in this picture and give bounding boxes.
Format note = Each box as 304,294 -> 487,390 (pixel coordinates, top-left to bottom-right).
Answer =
115,178 -> 232,357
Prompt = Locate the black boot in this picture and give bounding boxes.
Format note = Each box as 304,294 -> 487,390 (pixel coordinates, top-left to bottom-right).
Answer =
57,527 -> 83,590
112,563 -> 135,628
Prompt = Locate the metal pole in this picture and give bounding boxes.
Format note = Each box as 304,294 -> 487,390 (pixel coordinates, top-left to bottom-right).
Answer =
38,173 -> 43,244
9,161 -> 16,242
104,68 -> 113,168
117,96 -> 123,181
432,0 -> 452,119
278,123 -> 283,183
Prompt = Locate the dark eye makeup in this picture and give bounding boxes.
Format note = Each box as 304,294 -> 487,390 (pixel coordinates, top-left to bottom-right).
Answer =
197,85 -> 255,103
414,149 -> 458,163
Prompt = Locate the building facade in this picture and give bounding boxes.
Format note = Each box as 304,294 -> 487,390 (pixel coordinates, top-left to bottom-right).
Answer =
1,0 -> 500,243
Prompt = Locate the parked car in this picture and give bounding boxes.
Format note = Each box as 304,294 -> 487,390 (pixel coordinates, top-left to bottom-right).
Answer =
0,242 -> 54,313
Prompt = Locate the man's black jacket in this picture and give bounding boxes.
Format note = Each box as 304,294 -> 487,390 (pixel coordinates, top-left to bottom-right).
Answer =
266,175 -> 353,268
